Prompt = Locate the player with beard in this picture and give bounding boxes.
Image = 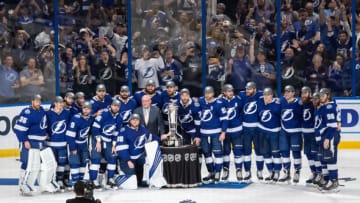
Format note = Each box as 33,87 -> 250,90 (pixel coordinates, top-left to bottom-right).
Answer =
220,84 -> 244,181
317,88 -> 341,192
91,84 -> 113,117
134,79 -> 162,108
176,88 -> 200,145
160,81 -> 180,133
71,92 -> 86,115
300,86 -> 318,184
239,81 -> 264,181
115,85 -> 137,124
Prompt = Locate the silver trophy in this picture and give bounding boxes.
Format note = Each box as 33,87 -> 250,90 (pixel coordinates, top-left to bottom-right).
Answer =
164,102 -> 183,147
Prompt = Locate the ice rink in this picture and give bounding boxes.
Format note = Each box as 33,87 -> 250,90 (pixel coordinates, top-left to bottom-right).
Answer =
0,150 -> 359,203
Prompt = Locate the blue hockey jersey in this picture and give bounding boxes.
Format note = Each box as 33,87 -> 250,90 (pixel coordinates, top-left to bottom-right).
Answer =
90,94 -> 113,115
221,95 -> 243,135
116,125 -> 159,161
14,106 -> 48,148
302,101 -> 315,134
320,101 -> 341,141
66,113 -> 94,151
176,98 -> 200,139
114,96 -> 137,123
198,97 -> 228,136
160,91 -> 180,124
257,98 -> 281,133
46,108 -> 71,148
70,102 -> 82,116
134,90 -> 162,108
280,97 -> 303,133
314,104 -> 326,143
239,91 -> 263,129
92,108 -> 123,144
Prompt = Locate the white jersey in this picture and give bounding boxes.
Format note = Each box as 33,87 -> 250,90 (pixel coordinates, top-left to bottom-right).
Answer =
135,56 -> 165,88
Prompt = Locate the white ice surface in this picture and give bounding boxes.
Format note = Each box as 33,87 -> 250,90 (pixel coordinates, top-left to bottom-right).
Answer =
1,150 -> 359,203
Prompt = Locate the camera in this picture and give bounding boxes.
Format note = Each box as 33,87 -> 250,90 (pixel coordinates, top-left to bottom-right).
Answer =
83,182 -> 95,201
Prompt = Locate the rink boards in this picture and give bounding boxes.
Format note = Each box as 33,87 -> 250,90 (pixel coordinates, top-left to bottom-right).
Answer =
0,99 -> 360,157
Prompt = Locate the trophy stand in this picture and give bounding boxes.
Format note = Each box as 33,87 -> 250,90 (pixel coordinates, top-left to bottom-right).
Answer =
163,102 -> 183,147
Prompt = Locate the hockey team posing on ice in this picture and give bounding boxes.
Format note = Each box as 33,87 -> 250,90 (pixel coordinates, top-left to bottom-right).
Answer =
13,80 -> 341,196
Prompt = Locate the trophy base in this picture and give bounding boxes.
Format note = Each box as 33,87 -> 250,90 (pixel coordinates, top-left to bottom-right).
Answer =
162,139 -> 183,147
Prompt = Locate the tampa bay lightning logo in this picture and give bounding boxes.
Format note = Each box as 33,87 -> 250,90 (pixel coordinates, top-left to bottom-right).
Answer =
134,134 -> 147,149
99,67 -> 112,80
281,40 -> 290,52
313,0 -> 319,7
315,116 -> 322,129
243,101 -> 257,115
261,110 -> 272,122
162,75 -> 172,82
179,113 -> 193,123
201,109 -> 213,122
143,67 -> 154,79
40,116 -> 47,130
120,110 -> 132,122
79,127 -> 90,138
227,107 -> 237,120
303,109 -> 312,121
51,120 -> 67,134
162,103 -> 169,114
103,124 -> 116,136
282,109 -> 294,121
282,66 -> 294,79
5,72 -> 17,82
79,75 -> 89,85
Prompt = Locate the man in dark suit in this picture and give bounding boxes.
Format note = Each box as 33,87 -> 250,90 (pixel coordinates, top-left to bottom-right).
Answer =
66,181 -> 101,203
134,94 -> 165,136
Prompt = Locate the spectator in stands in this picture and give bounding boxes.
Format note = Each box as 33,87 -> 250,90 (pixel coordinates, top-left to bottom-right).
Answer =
0,55 -> 20,103
304,54 -> 327,92
328,53 -> 346,96
72,54 -> 94,99
160,48 -> 182,89
19,57 -> 44,101
134,46 -> 164,89
225,44 -> 252,94
95,49 -> 118,95
11,30 -> 32,71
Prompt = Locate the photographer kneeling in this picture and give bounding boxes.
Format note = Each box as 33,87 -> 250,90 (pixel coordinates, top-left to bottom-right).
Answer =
66,181 -> 101,203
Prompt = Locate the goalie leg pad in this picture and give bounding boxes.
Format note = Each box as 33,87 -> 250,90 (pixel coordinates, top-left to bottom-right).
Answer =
144,141 -> 167,188
39,147 -> 59,192
115,174 -> 138,189
20,148 -> 41,194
